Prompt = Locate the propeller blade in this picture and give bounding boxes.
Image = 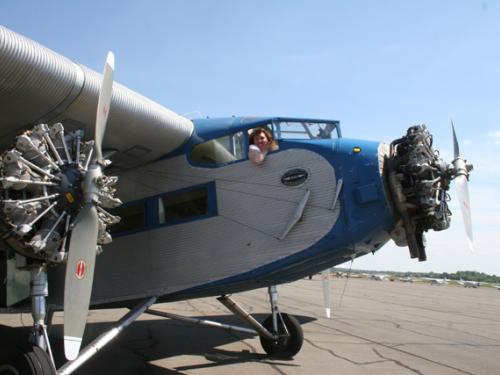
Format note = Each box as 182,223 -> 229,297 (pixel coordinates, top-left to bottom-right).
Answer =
95,51 -> 115,162
451,120 -> 460,159
455,174 -> 474,251
321,269 -> 332,318
63,204 -> 99,360
451,123 -> 473,251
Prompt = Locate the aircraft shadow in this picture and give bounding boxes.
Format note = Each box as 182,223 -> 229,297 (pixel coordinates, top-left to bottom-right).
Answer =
1,314 -> 316,374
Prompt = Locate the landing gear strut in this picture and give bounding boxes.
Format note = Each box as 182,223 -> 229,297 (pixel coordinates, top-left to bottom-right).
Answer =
146,286 -> 304,359
0,264 -> 56,375
218,286 -> 303,358
259,286 -> 303,358
217,286 -> 303,358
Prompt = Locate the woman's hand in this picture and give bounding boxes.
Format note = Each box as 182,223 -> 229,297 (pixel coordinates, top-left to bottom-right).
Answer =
259,141 -> 272,152
249,144 -> 266,165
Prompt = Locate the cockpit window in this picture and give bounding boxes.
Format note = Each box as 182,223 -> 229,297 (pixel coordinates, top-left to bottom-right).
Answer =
273,121 -> 340,140
191,131 -> 245,165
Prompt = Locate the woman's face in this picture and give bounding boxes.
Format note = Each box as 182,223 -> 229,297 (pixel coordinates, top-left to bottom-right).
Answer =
254,132 -> 269,150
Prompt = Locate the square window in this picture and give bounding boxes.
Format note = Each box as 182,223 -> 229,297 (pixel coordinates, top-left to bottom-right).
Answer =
158,187 -> 209,224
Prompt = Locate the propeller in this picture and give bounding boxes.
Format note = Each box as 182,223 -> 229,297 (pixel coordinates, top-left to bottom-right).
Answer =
95,52 -> 114,162
64,52 -> 115,360
451,122 -> 474,251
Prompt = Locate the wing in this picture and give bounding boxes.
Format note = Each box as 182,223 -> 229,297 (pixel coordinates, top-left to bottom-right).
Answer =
0,26 -> 193,170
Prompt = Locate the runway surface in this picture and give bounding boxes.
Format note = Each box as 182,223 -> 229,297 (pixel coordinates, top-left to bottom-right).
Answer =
2,277 -> 500,374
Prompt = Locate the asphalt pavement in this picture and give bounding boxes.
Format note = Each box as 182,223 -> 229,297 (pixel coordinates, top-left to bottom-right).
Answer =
2,277 -> 500,374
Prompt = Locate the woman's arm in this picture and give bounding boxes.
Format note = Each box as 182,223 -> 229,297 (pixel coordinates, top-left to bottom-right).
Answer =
249,144 -> 267,165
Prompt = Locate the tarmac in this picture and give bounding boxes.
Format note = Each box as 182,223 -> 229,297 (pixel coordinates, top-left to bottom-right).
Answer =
2,277 -> 500,374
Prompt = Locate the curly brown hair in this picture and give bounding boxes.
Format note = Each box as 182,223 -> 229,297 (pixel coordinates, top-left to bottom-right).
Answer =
249,127 -> 278,151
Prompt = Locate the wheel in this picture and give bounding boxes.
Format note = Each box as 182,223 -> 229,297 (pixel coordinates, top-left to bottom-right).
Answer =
0,345 -> 56,375
259,313 -> 303,358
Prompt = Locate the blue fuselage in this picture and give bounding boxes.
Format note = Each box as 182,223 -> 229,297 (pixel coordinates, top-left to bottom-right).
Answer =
152,117 -> 396,301
49,117 -> 397,307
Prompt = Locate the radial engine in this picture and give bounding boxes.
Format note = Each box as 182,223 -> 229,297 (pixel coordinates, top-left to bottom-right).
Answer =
385,125 -> 473,261
0,123 -> 121,265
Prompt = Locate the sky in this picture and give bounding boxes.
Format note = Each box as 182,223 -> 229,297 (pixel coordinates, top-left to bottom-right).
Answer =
1,1 -> 499,275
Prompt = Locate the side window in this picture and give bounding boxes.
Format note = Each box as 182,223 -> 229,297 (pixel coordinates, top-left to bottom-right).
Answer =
110,202 -> 146,235
191,131 -> 245,166
157,184 -> 214,225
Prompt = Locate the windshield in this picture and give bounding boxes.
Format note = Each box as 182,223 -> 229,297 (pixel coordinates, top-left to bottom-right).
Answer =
273,120 -> 340,140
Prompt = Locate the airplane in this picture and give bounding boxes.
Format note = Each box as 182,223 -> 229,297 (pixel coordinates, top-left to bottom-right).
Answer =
458,278 -> 480,288
399,276 -> 414,283
369,274 -> 387,281
0,25 -> 474,374
425,277 -> 449,286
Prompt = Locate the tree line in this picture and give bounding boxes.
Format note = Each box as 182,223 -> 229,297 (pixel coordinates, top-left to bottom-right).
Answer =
334,268 -> 500,284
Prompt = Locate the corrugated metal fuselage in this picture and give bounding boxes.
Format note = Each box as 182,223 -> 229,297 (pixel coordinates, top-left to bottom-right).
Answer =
46,118 -> 396,307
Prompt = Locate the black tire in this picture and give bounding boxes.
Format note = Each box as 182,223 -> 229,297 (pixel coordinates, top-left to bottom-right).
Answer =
0,345 -> 56,375
259,313 -> 303,359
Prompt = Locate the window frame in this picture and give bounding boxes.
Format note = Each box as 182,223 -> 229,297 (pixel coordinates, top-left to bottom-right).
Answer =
271,119 -> 341,140
109,182 -> 218,238
189,124 -> 283,168
153,181 -> 218,228
189,131 -> 248,168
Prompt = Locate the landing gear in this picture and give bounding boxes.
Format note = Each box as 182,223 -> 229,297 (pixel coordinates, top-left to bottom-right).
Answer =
260,313 -> 303,358
0,266 -> 57,375
0,345 -> 55,375
259,286 -> 303,358
149,287 -> 305,359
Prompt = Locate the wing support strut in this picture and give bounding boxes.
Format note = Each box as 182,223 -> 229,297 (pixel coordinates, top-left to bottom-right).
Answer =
145,307 -> 258,336
218,295 -> 276,340
145,295 -> 278,341
58,296 -> 157,375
